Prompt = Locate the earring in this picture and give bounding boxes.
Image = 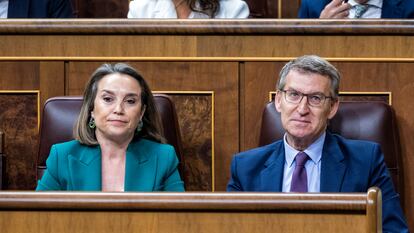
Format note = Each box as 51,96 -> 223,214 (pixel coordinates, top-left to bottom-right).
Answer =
88,117 -> 96,129
136,120 -> 143,133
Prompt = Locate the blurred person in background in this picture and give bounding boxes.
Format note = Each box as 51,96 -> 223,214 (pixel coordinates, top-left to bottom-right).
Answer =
3,0 -> 73,18
128,0 -> 249,18
299,0 -> 414,19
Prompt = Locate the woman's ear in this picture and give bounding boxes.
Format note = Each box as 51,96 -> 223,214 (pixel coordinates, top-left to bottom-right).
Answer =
140,105 -> 146,120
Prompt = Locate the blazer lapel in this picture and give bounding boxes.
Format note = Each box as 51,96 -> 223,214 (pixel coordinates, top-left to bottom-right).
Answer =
320,133 -> 347,192
125,140 -> 156,191
382,0 -> 403,18
8,0 -> 30,18
68,146 -> 101,191
259,142 -> 285,192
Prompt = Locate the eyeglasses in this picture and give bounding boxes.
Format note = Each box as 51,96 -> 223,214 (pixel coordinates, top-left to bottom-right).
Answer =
279,89 -> 334,107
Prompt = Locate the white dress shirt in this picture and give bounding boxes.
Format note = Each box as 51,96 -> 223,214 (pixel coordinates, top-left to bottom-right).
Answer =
282,132 -> 325,193
348,0 -> 383,18
0,0 -> 8,18
128,0 -> 249,18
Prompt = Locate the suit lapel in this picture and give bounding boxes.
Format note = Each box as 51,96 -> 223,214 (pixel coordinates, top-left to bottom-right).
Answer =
382,0 -> 403,18
320,133 -> 347,192
259,142 -> 285,192
125,140 -> 156,191
68,145 -> 101,191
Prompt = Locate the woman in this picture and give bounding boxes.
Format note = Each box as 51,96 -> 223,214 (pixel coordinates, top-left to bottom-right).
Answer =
36,63 -> 184,191
128,0 -> 249,18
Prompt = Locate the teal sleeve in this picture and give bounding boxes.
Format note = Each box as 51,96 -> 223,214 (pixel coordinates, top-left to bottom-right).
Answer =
35,145 -> 63,191
160,146 -> 185,192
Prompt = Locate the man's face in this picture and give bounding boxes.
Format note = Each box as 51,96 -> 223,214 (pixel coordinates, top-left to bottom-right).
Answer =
275,70 -> 339,149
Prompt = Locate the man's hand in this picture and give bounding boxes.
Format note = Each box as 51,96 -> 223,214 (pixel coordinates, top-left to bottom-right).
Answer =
320,0 -> 351,18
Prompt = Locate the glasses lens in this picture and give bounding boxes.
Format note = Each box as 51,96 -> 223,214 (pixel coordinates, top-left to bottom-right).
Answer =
285,90 -> 301,103
283,90 -> 327,107
308,95 -> 324,106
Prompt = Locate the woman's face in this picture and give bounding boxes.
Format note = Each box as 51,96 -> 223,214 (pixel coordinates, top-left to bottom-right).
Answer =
91,73 -> 145,144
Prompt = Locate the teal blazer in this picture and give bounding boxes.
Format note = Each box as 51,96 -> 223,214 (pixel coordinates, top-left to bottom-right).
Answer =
36,139 -> 184,191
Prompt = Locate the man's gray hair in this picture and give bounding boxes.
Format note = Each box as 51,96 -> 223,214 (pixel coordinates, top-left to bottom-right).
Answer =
277,55 -> 341,98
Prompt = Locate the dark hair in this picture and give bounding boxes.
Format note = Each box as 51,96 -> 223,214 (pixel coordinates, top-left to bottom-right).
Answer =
74,63 -> 165,145
188,0 -> 220,18
278,55 -> 341,99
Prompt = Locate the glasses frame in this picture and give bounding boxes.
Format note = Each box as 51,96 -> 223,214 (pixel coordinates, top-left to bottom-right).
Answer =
279,89 -> 335,107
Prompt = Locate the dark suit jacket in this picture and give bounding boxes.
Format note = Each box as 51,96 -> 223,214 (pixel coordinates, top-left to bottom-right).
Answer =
8,0 -> 73,18
227,132 -> 408,232
298,0 -> 414,18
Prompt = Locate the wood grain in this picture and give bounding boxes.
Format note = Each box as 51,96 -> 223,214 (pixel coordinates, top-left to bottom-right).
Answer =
0,190 -> 380,233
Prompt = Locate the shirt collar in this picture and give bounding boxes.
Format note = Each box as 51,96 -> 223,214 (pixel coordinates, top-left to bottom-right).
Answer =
283,132 -> 325,168
348,0 -> 382,8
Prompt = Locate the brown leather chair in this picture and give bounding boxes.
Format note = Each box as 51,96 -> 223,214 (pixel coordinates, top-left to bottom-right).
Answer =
36,94 -> 184,183
259,101 -> 403,200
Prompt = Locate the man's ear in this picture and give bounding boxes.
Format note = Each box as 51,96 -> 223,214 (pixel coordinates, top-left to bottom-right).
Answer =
327,99 -> 339,120
274,91 -> 282,113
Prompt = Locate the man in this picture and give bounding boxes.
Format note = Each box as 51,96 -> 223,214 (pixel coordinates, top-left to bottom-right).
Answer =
227,55 -> 408,232
299,0 -> 414,18
1,0 -> 73,18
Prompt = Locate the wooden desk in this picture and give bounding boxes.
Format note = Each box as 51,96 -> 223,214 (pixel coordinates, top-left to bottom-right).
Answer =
0,188 -> 381,233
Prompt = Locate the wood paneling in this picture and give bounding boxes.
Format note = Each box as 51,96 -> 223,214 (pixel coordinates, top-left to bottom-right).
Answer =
75,0 -> 128,18
0,62 -> 39,89
0,62 -> 64,189
169,94 -> 213,191
245,0 -> 279,18
0,93 -> 38,189
281,0 -> 302,18
0,190 -> 381,233
39,62 -> 65,106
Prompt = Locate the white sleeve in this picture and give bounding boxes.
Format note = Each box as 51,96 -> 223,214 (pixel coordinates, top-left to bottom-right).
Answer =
128,0 -> 154,18
217,0 -> 250,18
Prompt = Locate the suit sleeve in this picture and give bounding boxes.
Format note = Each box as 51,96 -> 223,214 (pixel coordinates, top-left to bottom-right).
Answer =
160,146 -> 185,191
227,155 -> 243,191
369,144 -> 409,233
36,145 -> 64,191
49,0 -> 74,18
298,0 -> 310,18
298,0 -> 327,18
